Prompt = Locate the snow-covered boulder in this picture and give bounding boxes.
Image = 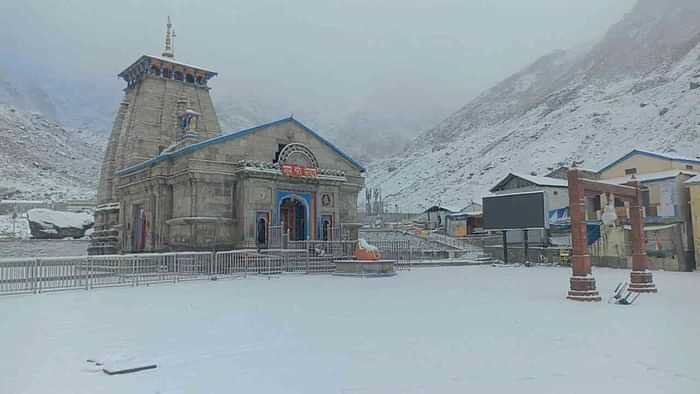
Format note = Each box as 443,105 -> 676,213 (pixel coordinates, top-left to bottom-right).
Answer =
27,209 -> 94,239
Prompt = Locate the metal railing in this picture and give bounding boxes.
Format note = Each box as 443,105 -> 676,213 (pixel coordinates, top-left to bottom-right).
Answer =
261,249 -> 337,274
288,240 -> 356,259
0,240 -> 415,296
0,251 -> 284,295
215,250 -> 283,276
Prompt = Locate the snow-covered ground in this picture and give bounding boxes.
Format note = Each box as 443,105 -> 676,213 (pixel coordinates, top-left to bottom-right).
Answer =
1,266 -> 698,394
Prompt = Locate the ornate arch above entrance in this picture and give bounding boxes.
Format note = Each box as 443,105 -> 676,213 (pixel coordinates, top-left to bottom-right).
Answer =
275,191 -> 313,241
278,143 -> 319,168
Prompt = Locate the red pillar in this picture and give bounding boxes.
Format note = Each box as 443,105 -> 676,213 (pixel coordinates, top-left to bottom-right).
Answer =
567,168 -> 601,301
628,179 -> 657,293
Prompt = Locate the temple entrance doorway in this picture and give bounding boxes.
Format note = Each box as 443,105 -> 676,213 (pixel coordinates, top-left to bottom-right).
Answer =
280,197 -> 307,241
131,205 -> 147,251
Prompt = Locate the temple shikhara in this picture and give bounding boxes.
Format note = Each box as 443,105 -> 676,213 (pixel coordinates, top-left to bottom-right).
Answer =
91,19 -> 365,254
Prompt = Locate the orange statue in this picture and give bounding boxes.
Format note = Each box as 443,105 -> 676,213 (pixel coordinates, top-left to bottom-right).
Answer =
353,239 -> 381,261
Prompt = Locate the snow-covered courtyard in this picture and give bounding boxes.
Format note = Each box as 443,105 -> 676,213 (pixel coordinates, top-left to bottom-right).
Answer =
1,266 -> 698,394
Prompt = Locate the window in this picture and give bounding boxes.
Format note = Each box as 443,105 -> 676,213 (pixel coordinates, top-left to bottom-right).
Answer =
274,144 -> 287,163
641,190 -> 651,214
625,168 -> 637,175
614,197 -> 625,208
592,195 -> 601,211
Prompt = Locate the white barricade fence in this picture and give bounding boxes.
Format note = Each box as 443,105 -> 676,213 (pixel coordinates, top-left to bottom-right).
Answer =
214,250 -> 282,277
0,240 -> 415,296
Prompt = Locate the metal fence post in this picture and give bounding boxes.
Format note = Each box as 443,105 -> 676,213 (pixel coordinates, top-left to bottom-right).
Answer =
132,258 -> 136,286
172,255 -> 177,284
31,258 -> 38,294
35,258 -> 41,294
84,257 -> 89,291
210,252 -> 216,278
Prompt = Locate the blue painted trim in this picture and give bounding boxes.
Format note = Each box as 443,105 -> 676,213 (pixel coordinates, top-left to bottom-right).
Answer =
116,117 -> 366,176
275,191 -> 313,240
598,149 -> 700,173
316,193 -> 322,240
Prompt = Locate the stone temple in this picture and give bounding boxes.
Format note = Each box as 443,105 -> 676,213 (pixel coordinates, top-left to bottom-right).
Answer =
90,20 -> 365,254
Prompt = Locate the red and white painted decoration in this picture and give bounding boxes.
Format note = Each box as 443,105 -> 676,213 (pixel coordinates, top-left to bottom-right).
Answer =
281,164 -> 319,177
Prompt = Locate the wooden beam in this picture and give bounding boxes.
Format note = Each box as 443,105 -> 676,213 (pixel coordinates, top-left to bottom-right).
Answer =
580,179 -> 637,199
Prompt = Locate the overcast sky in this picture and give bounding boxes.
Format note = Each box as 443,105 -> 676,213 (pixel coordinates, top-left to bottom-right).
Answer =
0,0 -> 637,126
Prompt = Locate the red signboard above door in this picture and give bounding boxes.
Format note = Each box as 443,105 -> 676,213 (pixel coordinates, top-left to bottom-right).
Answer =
281,164 -> 319,177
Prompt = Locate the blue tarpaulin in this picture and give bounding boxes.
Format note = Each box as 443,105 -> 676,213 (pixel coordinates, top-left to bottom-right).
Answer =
586,223 -> 601,245
548,207 -> 601,246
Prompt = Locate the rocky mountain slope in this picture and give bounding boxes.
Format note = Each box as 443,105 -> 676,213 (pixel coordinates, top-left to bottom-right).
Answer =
368,0 -> 700,212
0,104 -> 105,200
0,66 -> 109,200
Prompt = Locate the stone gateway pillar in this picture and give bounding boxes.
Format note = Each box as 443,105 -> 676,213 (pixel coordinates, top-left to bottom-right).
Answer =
566,168 -> 602,301
566,168 -> 657,301
628,179 -> 658,293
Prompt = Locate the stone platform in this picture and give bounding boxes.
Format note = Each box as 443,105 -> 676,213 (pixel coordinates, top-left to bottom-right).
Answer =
333,259 -> 397,277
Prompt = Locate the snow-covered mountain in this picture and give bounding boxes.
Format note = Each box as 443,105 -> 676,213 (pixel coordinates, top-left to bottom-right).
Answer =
368,0 -> 700,212
0,104 -> 106,200
0,67 -> 113,200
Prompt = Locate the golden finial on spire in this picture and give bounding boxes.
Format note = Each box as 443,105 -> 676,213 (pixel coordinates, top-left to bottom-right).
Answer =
162,16 -> 174,58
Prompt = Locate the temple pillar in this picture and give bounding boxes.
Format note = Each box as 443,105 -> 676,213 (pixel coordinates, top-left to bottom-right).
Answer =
628,179 -> 657,293
567,168 -> 601,301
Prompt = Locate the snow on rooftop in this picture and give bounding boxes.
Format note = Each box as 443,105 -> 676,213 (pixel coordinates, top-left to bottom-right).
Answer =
145,54 -> 216,73
601,170 -> 698,185
27,209 -> 93,229
492,173 -> 569,191
0,266 -> 697,393
597,149 -> 700,173
119,55 -> 217,77
684,175 -> 700,185
513,172 -> 569,187
632,148 -> 700,163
